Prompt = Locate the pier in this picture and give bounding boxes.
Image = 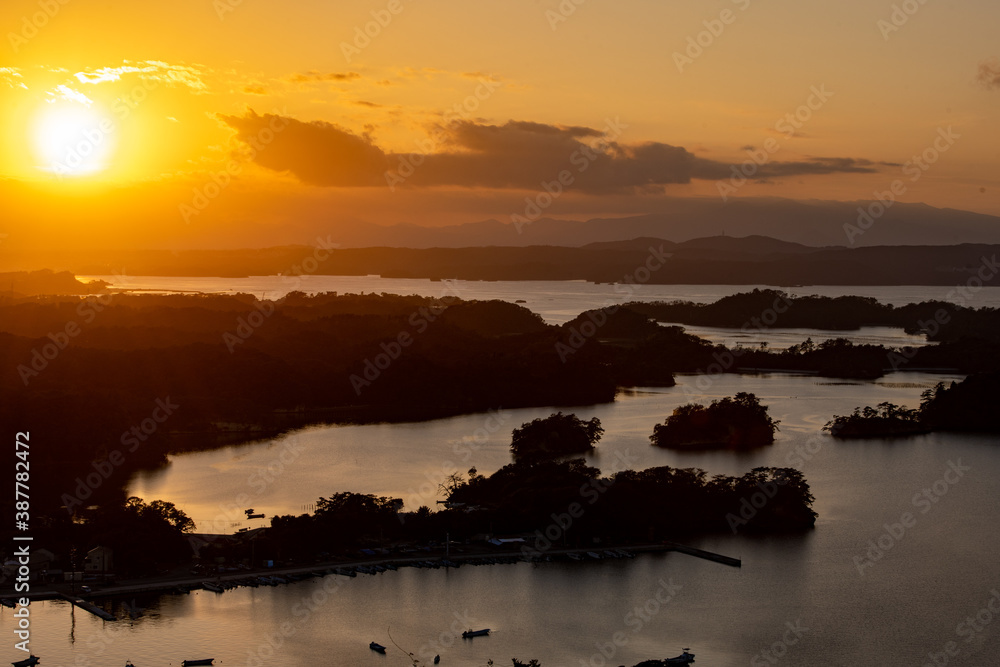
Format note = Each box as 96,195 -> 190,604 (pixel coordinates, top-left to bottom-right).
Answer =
661,542 -> 742,567
6,540 -> 741,605
58,593 -> 115,621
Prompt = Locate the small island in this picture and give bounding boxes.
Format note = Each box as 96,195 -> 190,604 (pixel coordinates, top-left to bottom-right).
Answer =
509,412 -> 603,462
650,392 -> 780,449
824,402 -> 927,438
825,372 -> 1000,438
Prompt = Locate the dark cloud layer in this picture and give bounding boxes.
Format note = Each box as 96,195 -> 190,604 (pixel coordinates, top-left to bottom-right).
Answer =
288,71 -> 362,83
218,112 -> 387,186
219,112 -> 882,191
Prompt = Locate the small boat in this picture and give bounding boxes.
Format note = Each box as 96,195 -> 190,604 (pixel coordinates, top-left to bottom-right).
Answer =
433,656 -> 440,664
0,599 -> 16,609
369,642 -> 387,653
462,628 -> 490,638
200,582 -> 223,593
181,660 -> 214,667
12,656 -> 40,667
664,649 -> 695,664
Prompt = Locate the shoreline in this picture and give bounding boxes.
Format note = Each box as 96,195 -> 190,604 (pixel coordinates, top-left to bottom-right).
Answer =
2,541 -> 739,606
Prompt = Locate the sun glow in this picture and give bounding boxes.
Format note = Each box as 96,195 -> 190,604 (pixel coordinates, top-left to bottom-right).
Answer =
32,102 -> 118,177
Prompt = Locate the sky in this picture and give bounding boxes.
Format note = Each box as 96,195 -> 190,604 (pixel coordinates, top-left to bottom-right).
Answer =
0,0 -> 998,253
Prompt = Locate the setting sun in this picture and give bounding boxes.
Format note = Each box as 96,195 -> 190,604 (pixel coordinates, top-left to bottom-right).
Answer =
31,99 -> 117,177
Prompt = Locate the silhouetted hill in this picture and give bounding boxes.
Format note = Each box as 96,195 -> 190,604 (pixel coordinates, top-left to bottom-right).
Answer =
301,199 -> 1000,248
44,239 -> 1000,287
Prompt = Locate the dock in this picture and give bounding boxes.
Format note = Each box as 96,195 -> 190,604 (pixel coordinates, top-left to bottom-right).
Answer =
4,540 -> 742,604
58,593 -> 115,621
661,542 -> 741,568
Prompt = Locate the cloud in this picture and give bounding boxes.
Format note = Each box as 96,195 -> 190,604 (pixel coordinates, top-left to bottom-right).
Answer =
0,67 -> 26,90
74,60 -> 209,92
219,113 -> 883,191
49,85 -> 93,106
288,71 -> 362,83
977,59 -> 1000,90
217,111 -> 388,186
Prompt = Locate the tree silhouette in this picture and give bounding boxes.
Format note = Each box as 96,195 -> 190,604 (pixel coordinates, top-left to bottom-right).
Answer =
510,412 -> 603,461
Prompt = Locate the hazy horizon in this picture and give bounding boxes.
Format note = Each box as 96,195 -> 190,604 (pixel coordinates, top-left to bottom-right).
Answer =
1,0 -> 999,256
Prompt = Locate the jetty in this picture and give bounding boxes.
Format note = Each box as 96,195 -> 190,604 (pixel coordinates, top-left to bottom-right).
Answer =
58,593 -> 115,620
4,540 -> 740,604
661,542 -> 741,567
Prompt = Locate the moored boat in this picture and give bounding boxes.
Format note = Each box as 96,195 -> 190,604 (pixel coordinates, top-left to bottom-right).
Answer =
181,660 -> 214,666
664,648 -> 695,664
11,656 -> 40,667
462,628 -> 490,638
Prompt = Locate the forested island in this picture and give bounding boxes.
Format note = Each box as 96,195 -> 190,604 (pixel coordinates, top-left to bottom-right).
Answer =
1,288 -> 996,523
3,284 -> 997,587
649,393 -> 779,449
250,460 -> 817,568
826,373 -> 1000,438
5,411 -> 815,580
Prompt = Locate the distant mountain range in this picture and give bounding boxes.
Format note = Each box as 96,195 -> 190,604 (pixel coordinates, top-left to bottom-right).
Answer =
51,235 -> 1000,287
323,198 -> 1000,248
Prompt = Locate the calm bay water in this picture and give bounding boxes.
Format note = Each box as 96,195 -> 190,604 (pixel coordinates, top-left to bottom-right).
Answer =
79,275 -> 1000,325
17,280 -> 1000,666
70,371 -> 996,667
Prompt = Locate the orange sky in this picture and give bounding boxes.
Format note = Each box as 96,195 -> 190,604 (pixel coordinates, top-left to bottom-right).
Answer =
1,0 -> 998,254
